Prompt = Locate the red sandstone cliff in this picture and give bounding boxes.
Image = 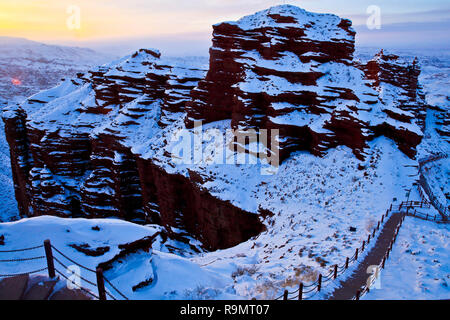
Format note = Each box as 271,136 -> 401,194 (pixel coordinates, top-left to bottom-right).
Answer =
2,5 -> 427,250
186,6 -> 426,161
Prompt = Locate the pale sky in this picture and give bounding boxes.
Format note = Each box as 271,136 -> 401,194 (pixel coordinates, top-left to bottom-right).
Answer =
1,0 -> 449,56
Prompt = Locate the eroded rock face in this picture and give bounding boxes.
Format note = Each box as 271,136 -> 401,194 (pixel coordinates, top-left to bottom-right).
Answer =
2,5 -> 427,250
2,48 -> 264,250
186,5 -> 426,161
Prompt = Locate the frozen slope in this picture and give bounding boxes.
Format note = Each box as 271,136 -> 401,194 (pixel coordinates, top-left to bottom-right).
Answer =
363,217 -> 450,300
0,216 -> 238,300
0,11 -> 448,300
0,115 -> 17,221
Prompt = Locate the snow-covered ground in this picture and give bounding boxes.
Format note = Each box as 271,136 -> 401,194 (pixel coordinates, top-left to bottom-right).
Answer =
183,136 -> 417,299
0,37 -> 113,103
363,216 -> 450,300
0,216 -> 238,300
422,158 -> 450,210
0,45 -> 448,299
0,135 -> 422,300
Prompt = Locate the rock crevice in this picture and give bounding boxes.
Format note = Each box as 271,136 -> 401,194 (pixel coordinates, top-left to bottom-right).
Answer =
2,5 -> 427,250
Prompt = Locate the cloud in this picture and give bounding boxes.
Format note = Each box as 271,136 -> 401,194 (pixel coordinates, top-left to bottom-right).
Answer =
3,0 -> 450,55
349,8 -> 450,26
355,19 -> 450,49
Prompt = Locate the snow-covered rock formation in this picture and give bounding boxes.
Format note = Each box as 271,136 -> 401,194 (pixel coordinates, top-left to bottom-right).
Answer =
186,6 -> 426,161
3,5 -> 428,250
0,37 -> 112,222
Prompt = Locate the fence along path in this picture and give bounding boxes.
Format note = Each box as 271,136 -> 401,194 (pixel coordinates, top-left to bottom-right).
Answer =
0,240 -> 129,300
274,202 -> 400,300
274,200 -> 447,301
418,153 -> 448,219
326,208 -> 404,300
1,201 -> 447,300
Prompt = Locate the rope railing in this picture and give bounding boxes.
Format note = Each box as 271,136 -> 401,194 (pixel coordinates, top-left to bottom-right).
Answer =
52,256 -> 98,288
275,199 -> 430,301
0,245 -> 47,277
408,209 -> 449,223
0,239 -> 129,300
0,244 -> 44,253
418,154 -> 449,219
51,245 -> 97,274
103,277 -> 129,300
1,197 -> 443,301
354,213 -> 406,300
418,153 -> 447,166
0,256 -> 45,263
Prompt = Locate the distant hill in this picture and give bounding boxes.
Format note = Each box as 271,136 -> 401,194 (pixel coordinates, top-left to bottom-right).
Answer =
0,36 -> 114,103
0,37 -> 113,221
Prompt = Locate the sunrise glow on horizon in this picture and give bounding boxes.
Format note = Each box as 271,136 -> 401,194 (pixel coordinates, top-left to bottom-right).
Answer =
1,0 -> 449,55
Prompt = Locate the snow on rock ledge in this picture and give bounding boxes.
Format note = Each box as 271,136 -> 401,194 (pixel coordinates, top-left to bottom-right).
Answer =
186,5 -> 426,161
2,5 -> 428,251
2,48 -> 264,250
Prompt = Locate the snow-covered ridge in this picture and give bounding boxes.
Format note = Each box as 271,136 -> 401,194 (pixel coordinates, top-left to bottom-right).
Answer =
0,37 -> 110,67
223,4 -> 354,41
0,216 -> 237,300
1,7 -> 449,301
188,5 -> 426,161
2,6 -> 429,250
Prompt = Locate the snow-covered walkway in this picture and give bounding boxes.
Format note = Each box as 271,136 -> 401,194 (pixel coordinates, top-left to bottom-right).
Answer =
326,210 -> 404,300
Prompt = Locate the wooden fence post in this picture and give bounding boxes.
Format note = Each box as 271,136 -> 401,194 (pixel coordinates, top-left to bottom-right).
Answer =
298,283 -> 303,301
355,290 -> 360,300
317,274 -> 322,292
44,239 -> 55,279
368,234 -> 371,244
377,221 -> 380,230
355,248 -> 359,261
362,241 -> 365,251
345,257 -> 349,269
334,264 -> 338,279
382,256 -> 386,269
283,290 -> 288,301
96,267 -> 107,301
